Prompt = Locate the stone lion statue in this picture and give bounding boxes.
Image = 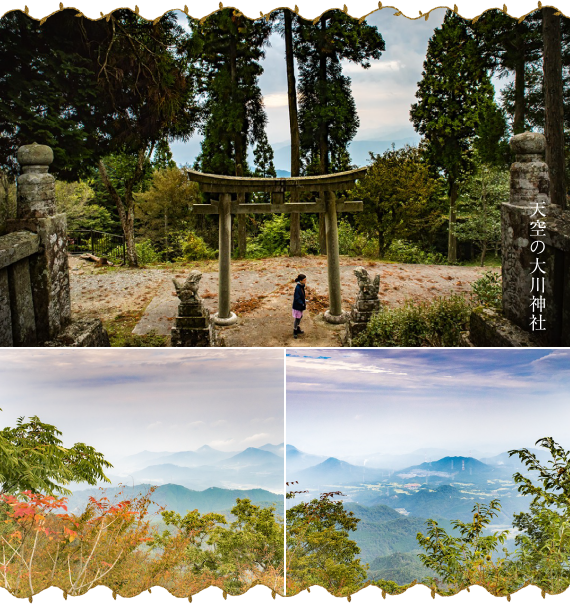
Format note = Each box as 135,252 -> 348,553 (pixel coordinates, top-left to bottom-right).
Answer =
173,270 -> 202,302
354,266 -> 380,298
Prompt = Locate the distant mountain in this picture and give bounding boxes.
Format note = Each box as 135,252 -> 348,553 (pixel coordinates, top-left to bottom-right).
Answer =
151,447 -> 237,468
132,452 -> 283,492
364,483 -> 524,524
295,457 -> 388,487
286,445 -> 327,473
258,443 -> 285,457
62,484 -> 283,517
481,448 -> 549,472
275,169 -> 291,178
117,450 -> 175,470
343,502 -> 455,564
221,447 -> 283,467
396,456 -> 504,483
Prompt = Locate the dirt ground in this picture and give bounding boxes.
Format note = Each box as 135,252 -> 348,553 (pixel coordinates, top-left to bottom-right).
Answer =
69,255 -> 495,347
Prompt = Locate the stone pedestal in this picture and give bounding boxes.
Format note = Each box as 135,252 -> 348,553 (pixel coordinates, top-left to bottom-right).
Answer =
344,267 -> 381,346
171,270 -> 217,346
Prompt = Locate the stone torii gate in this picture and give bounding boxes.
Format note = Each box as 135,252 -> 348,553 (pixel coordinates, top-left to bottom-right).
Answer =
186,167 -> 367,325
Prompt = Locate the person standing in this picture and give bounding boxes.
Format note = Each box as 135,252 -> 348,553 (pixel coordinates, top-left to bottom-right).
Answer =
292,274 -> 307,339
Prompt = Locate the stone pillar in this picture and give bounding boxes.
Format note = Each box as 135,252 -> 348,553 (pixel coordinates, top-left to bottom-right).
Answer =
502,132 -> 551,334
171,270 -> 217,346
214,192 -> 237,325
324,191 -> 345,323
14,143 -> 72,342
344,267 -> 381,345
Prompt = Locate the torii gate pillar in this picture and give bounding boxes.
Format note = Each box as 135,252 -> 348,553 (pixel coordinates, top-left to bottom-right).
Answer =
214,193 -> 236,325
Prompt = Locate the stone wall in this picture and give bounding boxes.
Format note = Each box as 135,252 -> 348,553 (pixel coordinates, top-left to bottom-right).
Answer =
0,143 -> 109,347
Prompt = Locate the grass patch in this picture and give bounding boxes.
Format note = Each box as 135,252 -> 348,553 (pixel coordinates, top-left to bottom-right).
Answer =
104,311 -> 169,347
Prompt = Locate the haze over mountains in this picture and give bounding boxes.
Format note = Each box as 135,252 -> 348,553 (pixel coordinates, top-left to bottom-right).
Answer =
79,443 -> 285,494
286,444 -> 539,583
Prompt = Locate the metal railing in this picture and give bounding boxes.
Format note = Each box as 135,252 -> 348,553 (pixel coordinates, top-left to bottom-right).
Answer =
67,230 -> 126,265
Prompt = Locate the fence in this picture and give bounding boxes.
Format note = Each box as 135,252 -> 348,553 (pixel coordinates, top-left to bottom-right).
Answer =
68,229 -> 126,265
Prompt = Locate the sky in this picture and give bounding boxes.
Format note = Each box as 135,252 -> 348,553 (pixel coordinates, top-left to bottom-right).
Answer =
286,349 -> 570,459
0,349 -> 284,462
170,8 -> 449,168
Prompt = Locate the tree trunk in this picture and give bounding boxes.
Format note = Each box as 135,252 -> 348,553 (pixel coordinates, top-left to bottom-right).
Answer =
447,181 -> 458,264
543,7 -> 567,209
480,242 -> 487,267
318,15 -> 329,255
285,10 -> 302,256
98,159 -> 139,267
513,45 -> 526,134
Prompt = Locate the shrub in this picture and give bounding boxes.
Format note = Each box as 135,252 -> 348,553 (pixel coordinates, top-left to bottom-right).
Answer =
338,219 -> 376,257
354,295 -> 472,347
300,221 -> 320,255
471,270 -> 502,309
247,214 -> 290,259
135,240 -> 161,265
181,232 -> 216,261
384,240 -> 446,265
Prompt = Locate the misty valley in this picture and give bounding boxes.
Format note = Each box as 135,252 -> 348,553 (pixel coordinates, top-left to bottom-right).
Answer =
286,443 -> 546,584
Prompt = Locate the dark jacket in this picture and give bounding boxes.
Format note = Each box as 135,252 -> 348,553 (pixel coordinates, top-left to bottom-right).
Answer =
292,283 -> 306,311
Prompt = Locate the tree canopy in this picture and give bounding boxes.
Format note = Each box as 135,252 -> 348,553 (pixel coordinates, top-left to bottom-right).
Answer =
0,413 -> 112,496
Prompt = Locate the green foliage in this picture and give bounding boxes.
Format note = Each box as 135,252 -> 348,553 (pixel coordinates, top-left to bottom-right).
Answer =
155,498 -> 284,594
55,180 -> 116,233
384,240 -> 446,265
188,9 -> 271,176
0,414 -> 112,496
417,500 -> 515,595
287,492 -> 368,596
355,146 -> 443,255
135,167 -> 202,260
0,11 -> 196,178
354,295 -> 472,347
454,160 -> 508,265
372,579 -> 413,594
410,11 -> 498,262
247,214 -> 290,259
337,219 -> 375,256
368,552 -> 431,586
471,270 -> 502,309
181,233 -> 216,261
135,240 -> 161,265
294,10 -> 385,173
508,438 -> 570,593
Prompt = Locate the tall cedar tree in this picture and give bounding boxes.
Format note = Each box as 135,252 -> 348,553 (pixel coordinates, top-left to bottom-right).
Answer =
272,9 -> 302,255
0,10 -> 197,266
293,11 -> 384,251
187,9 -> 271,256
543,8 -> 567,209
470,10 -> 542,135
410,11 -> 496,263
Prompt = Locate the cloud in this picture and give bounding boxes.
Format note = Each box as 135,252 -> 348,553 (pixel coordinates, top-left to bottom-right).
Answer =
211,419 -> 228,427
242,433 -> 271,443
147,421 -> 162,430
209,439 -> 236,449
